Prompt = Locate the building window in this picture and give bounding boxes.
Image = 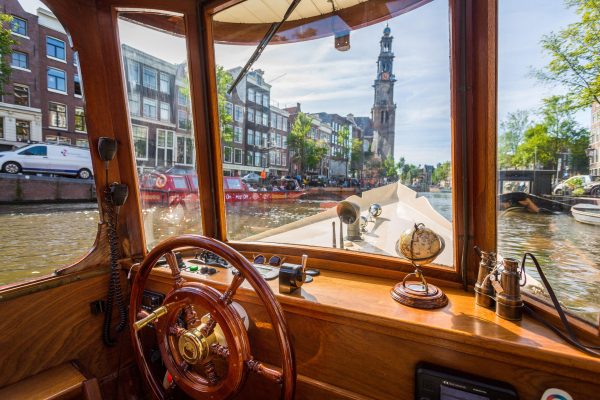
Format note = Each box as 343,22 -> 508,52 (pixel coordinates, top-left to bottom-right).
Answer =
234,148 -> 242,164
247,129 -> 254,146
11,17 -> 27,36
248,88 -> 255,103
76,139 -> 89,148
142,66 -> 157,89
128,60 -> 140,85
225,102 -> 233,116
282,117 -> 288,132
248,107 -> 254,122
255,111 -> 261,125
132,125 -> 148,159
254,131 -> 261,146
177,87 -> 188,105
178,110 -> 189,130
246,152 -> 253,165
283,136 -> 287,149
75,107 -> 86,132
0,117 -> 4,138
156,129 -> 175,166
160,102 -> 170,122
46,135 -> 71,145
46,36 -> 66,60
270,151 -> 275,166
276,133 -> 282,148
11,51 -> 28,69
128,93 -> 140,116
159,73 -> 170,94
74,75 -> 82,96
263,94 -> 269,107
256,92 -> 262,106
262,112 -> 268,126
282,153 -> 287,166
143,98 -> 157,119
15,120 -> 30,142
262,133 -> 268,148
47,68 -> 66,92
49,102 -> 67,129
176,136 -> 194,165
234,105 -> 243,121
254,151 -> 261,167
73,52 -> 79,66
234,126 -> 242,143
13,84 -> 29,107
224,146 -> 232,163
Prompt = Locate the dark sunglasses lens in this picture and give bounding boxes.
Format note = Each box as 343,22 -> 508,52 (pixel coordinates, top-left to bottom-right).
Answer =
253,255 -> 265,264
268,256 -> 281,266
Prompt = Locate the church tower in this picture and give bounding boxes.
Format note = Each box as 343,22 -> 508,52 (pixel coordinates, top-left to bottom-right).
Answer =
371,25 -> 397,160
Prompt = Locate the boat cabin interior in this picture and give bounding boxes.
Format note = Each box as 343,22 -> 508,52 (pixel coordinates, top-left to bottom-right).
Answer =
0,0 -> 599,399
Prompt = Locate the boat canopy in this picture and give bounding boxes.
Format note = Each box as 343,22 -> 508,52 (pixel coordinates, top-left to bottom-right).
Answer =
121,0 -> 432,45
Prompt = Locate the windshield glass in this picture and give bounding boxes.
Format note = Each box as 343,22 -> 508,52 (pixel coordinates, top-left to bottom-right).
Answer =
212,0 -> 454,267
498,0 -> 599,325
117,11 -> 202,249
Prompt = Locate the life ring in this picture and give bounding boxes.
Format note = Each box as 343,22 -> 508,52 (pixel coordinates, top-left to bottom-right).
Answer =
155,174 -> 168,188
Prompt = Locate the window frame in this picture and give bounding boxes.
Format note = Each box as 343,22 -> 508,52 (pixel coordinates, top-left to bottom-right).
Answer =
10,16 -> 28,37
11,51 -> 29,70
48,102 -> 68,130
13,84 -> 30,107
132,124 -> 149,161
75,107 -> 87,132
46,36 -> 67,62
47,67 -> 67,94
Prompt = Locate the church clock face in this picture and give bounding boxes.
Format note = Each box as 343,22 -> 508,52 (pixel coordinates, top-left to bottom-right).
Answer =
382,72 -> 389,80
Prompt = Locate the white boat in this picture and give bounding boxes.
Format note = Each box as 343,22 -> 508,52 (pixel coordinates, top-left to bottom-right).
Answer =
571,203 -> 600,225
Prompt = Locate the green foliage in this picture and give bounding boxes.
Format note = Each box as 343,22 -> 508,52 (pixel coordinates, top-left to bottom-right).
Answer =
498,110 -> 530,169
216,66 -> 233,142
288,112 -> 328,173
512,96 -> 589,172
432,161 -> 451,185
0,14 -> 17,95
350,138 -> 363,173
383,155 -> 398,179
534,0 -> 600,109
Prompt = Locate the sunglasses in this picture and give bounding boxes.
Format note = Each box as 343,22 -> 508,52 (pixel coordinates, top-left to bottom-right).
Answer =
253,254 -> 285,267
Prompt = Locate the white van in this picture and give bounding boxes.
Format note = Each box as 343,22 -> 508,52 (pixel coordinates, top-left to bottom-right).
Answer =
0,143 -> 94,179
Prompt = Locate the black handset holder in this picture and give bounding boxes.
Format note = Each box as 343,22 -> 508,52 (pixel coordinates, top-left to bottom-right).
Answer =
98,137 -> 128,206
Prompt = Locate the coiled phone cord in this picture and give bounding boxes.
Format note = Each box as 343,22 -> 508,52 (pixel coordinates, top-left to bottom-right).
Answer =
103,187 -> 128,346
521,252 -> 600,357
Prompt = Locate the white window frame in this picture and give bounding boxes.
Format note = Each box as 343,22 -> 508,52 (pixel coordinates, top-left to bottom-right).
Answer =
75,107 -> 86,133
10,16 -> 28,38
142,66 -> 158,90
248,107 -> 254,122
132,124 -> 149,161
13,84 -> 30,107
156,129 -> 175,166
247,129 -> 254,146
128,93 -> 140,116
160,101 -> 171,122
234,126 -> 243,143
46,36 -> 66,62
178,109 -> 188,129
248,88 -> 255,103
234,105 -> 243,122
159,73 -> 170,94
224,146 -> 233,163
11,51 -> 29,71
143,98 -> 158,119
47,67 -> 67,94
234,148 -> 242,164
48,102 -> 67,130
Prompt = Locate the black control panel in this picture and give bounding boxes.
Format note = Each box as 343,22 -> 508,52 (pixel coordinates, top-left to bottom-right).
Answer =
141,290 -> 164,312
415,363 -> 518,400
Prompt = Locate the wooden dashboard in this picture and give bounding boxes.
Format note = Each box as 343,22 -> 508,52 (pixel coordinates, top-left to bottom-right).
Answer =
139,261 -> 600,400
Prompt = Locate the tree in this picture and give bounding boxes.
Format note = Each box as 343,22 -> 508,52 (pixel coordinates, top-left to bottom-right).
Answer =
383,155 -> 398,180
513,96 -> 589,172
0,14 -> 17,95
534,0 -> 600,110
350,138 -> 363,176
498,110 -> 530,169
432,161 -> 451,185
216,66 -> 233,143
288,112 -> 327,174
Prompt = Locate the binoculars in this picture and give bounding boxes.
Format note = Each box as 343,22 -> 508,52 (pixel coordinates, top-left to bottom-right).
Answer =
474,248 -> 523,321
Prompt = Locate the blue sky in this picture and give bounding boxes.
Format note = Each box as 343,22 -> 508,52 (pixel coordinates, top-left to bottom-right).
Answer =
20,0 -> 591,166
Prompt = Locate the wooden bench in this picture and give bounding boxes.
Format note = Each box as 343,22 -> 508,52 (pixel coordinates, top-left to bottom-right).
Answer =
0,361 -> 101,400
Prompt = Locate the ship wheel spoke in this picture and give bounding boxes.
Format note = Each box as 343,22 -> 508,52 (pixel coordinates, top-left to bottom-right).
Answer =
221,270 -> 245,305
165,251 -> 185,288
246,358 -> 283,384
210,343 -> 230,359
183,304 -> 200,327
203,361 -> 219,385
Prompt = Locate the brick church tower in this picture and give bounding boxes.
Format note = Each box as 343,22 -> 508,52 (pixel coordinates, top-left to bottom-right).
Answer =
371,25 -> 397,160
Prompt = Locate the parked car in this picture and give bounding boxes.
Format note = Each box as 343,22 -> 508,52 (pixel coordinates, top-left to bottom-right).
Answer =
552,175 -> 593,195
307,175 -> 327,187
0,143 -> 93,179
583,177 -> 600,197
242,172 -> 261,184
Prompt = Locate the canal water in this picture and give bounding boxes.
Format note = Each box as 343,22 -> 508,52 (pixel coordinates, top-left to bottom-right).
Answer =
0,192 -> 598,324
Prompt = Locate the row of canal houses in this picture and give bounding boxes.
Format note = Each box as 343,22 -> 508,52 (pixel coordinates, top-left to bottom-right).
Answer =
1,2 -> 363,178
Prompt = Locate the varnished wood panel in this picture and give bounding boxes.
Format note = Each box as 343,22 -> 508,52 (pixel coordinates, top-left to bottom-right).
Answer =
144,267 -> 600,399
0,274 -> 132,389
0,362 -> 85,400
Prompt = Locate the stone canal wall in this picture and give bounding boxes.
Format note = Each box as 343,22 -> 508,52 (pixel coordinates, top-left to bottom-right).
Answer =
0,173 -> 96,203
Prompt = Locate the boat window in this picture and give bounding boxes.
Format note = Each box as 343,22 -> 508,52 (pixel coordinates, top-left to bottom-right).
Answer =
211,0 -> 454,267
498,0 -> 599,325
0,4 -> 97,288
116,11 -> 202,249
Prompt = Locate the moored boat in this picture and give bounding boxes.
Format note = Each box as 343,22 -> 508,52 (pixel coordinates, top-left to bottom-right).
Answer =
571,203 -> 600,225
